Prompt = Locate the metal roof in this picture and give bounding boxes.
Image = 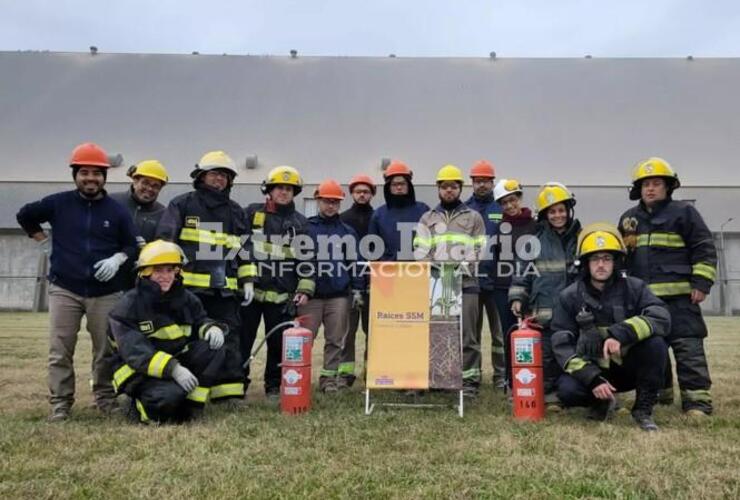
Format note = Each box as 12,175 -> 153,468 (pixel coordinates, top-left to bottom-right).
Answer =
2,52 -> 739,186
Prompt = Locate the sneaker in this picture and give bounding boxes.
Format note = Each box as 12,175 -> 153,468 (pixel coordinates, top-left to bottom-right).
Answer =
462,385 -> 479,399
265,388 -> 280,404
48,404 -> 70,423
587,398 -> 617,422
632,410 -> 659,432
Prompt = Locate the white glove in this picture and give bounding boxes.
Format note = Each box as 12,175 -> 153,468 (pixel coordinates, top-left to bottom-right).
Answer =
93,252 -> 128,282
242,282 -> 254,306
204,325 -> 225,350
352,290 -> 364,310
38,237 -> 51,255
172,364 -> 199,393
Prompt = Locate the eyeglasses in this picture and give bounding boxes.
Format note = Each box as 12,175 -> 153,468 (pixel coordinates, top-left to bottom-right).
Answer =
589,254 -> 615,263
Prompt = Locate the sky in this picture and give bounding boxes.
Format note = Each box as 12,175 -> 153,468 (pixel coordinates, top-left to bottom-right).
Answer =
1,0 -> 739,57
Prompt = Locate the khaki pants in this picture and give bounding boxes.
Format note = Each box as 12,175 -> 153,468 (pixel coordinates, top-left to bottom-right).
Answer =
462,293 -> 481,386
299,296 -> 351,389
47,283 -> 120,408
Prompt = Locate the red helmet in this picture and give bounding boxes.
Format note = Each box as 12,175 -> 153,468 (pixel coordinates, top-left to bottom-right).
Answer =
69,143 -> 110,168
470,159 -> 495,179
314,179 -> 345,200
383,160 -> 413,180
348,174 -> 376,195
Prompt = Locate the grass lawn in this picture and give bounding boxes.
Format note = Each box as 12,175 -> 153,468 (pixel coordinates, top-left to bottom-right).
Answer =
0,313 -> 738,499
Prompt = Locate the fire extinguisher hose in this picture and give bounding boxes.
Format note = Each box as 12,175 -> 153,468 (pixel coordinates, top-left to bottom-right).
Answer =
242,319 -> 299,369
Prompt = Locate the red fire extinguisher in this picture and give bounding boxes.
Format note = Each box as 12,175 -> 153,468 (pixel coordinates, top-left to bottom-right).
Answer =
510,318 -> 545,421
280,324 -> 313,415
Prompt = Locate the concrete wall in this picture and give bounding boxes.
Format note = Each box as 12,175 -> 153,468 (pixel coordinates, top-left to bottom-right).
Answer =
3,226 -> 739,315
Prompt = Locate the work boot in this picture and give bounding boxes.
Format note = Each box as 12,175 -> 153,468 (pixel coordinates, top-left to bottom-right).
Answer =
336,377 -> 351,392
632,388 -> 659,431
48,404 -> 71,423
587,398 -> 617,421
96,398 -> 122,416
320,378 -> 338,394
657,387 -> 674,406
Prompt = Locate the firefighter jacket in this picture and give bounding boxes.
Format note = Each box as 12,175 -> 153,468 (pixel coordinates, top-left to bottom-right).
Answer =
368,182 -> 430,261
244,200 -> 316,304
16,189 -> 138,297
551,275 -> 671,389
306,214 -> 365,298
156,185 -> 252,296
110,189 -> 166,290
618,199 -> 717,297
465,192 -> 502,291
108,278 -> 224,396
413,201 -> 487,291
508,219 -> 581,327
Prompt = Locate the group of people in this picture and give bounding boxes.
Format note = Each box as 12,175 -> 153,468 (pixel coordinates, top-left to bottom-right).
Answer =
16,143 -> 717,431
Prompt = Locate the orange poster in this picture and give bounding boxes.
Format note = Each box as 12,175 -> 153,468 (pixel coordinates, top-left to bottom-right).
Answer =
366,262 -> 462,390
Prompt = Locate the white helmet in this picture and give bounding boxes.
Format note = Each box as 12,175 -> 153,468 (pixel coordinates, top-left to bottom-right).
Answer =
493,179 -> 523,202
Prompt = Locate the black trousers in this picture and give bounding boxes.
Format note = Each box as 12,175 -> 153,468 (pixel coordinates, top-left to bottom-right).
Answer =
240,300 -> 292,392
662,296 -> 713,412
197,293 -> 244,385
125,340 -> 235,423
557,336 -> 668,408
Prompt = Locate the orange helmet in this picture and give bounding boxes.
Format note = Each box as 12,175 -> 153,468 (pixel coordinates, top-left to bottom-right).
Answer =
314,179 -> 345,200
69,143 -> 110,168
470,159 -> 495,179
348,174 -> 376,195
383,160 -> 413,180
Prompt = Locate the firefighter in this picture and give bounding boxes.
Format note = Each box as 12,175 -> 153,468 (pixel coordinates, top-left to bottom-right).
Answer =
618,158 -> 717,416
509,182 -> 581,409
368,160 -> 430,261
492,179 -> 537,390
414,165 -> 486,397
300,180 -> 365,392
241,166 -> 316,401
464,160 -> 505,391
551,223 -> 670,431
110,160 -> 169,290
108,240 -> 235,424
16,142 -> 138,421
155,150 -> 247,402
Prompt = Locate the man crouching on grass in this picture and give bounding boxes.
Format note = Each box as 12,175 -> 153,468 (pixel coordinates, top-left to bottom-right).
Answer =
550,223 -> 670,431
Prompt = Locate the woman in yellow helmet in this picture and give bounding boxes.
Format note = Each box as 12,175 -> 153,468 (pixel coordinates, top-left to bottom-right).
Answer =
107,240 -> 243,423
508,182 -> 582,408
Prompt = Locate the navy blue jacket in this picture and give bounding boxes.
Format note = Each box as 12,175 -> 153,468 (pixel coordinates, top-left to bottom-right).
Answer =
465,193 -> 503,291
307,214 -> 365,298
17,190 -> 138,297
368,202 -> 429,261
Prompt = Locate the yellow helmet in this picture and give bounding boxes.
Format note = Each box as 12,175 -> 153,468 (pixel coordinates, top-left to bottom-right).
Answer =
128,160 -> 169,184
436,164 -> 464,183
577,222 -> 627,259
136,240 -> 186,277
262,165 -> 303,195
535,182 -> 575,214
629,157 -> 680,200
191,150 -> 238,183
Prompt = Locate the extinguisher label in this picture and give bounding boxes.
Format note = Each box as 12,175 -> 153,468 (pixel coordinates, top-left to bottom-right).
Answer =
283,369 -> 303,385
284,387 -> 301,396
517,388 -> 534,397
284,337 -> 304,362
515,368 -> 537,385
514,338 -> 535,364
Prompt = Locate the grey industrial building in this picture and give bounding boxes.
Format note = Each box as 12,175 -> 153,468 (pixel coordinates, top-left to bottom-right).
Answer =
1,51 -> 738,313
